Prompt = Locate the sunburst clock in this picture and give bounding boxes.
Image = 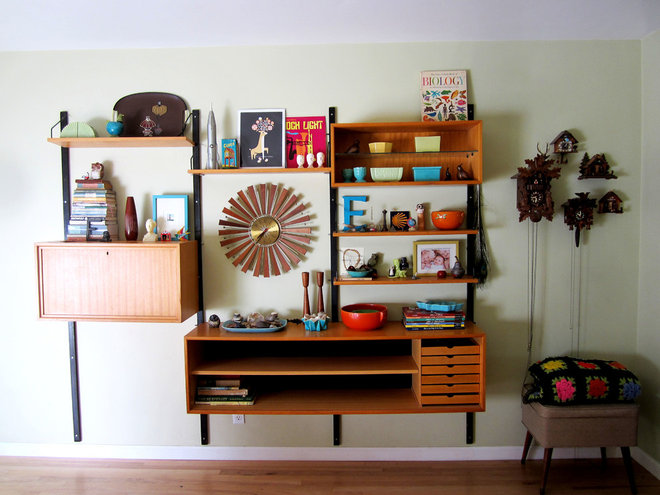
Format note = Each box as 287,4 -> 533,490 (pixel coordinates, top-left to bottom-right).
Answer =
218,183 -> 313,277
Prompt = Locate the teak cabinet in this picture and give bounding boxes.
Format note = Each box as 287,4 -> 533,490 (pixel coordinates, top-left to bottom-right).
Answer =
36,241 -> 199,322
185,322 -> 485,415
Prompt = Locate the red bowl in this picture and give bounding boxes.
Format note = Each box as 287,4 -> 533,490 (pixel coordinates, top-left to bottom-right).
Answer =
340,303 -> 388,330
431,210 -> 465,230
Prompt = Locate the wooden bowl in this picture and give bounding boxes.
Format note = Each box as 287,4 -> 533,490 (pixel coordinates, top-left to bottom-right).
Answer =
340,303 -> 387,330
431,210 -> 465,230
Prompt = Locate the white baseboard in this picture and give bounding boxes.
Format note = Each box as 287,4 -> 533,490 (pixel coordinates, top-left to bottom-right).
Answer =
632,446 -> 660,480
2,442 -> 656,471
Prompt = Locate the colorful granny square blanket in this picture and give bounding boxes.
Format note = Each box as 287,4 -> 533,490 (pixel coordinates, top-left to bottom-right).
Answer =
524,356 -> 641,405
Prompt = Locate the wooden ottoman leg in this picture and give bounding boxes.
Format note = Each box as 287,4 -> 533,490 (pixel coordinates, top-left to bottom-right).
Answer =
540,447 -> 553,495
521,430 -> 533,464
621,447 -> 637,495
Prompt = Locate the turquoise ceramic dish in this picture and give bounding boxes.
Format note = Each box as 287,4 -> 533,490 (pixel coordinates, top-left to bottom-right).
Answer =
413,166 -> 442,181
415,300 -> 464,312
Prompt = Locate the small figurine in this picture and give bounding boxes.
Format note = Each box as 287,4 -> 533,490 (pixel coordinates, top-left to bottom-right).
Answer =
416,204 -> 425,231
345,139 -> 360,153
379,209 -> 388,232
296,154 -> 305,168
306,152 -> 316,168
445,168 -> 452,180
143,219 -> 158,242
451,257 -> 465,279
456,164 -> 471,180
90,162 -> 104,180
390,257 -> 409,278
316,152 -> 325,168
366,253 -> 379,277
175,226 -> 190,241
140,116 -> 157,136
208,314 -> 221,328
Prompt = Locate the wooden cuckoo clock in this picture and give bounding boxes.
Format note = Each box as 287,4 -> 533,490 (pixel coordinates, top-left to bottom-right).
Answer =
218,183 -> 313,277
550,130 -> 579,164
598,191 -> 623,214
578,152 -> 617,180
511,149 -> 562,222
562,192 -> 597,247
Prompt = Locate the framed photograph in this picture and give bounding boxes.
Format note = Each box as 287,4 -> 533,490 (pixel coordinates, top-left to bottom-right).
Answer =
238,109 -> 286,168
153,194 -> 189,240
413,240 -> 459,276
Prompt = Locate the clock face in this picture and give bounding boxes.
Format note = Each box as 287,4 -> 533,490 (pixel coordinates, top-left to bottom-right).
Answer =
530,191 -> 544,206
219,183 -> 312,277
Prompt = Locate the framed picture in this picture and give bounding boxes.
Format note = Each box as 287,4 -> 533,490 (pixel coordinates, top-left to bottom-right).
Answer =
238,109 -> 286,168
153,194 -> 189,240
412,240 -> 459,276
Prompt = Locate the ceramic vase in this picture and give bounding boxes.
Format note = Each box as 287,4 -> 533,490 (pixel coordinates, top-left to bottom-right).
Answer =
124,196 -> 138,241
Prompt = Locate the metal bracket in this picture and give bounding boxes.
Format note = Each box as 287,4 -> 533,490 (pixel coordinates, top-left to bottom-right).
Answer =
333,414 -> 341,445
466,412 -> 475,444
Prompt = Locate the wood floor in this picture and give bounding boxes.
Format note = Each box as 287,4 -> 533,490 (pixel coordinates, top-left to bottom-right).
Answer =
0,456 -> 658,495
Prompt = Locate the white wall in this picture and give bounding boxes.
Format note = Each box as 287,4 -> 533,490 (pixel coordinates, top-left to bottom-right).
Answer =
0,39 -> 655,463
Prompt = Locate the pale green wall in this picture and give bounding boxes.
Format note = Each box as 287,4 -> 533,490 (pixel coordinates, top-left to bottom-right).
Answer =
638,30 -> 660,462
0,39 -> 654,462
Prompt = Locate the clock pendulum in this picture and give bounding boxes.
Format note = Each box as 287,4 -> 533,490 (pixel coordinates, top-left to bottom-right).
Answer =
218,183 -> 313,277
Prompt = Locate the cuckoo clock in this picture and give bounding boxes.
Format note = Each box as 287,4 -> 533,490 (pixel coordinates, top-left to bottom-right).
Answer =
218,183 -> 313,277
511,149 -> 562,222
578,152 -> 617,180
550,130 -> 579,164
598,191 -> 623,214
562,192 -> 597,247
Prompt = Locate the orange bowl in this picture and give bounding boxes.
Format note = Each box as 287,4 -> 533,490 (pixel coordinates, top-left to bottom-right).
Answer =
340,304 -> 388,330
431,210 -> 465,230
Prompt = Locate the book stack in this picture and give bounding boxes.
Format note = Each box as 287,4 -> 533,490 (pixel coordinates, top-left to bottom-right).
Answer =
195,377 -> 255,406
402,306 -> 466,330
67,179 -> 118,241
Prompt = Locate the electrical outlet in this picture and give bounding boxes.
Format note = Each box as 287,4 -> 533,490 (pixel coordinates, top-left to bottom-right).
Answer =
232,414 -> 245,424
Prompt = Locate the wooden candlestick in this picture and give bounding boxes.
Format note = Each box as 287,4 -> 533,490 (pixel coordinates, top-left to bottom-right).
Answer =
302,272 -> 310,316
316,271 -> 324,313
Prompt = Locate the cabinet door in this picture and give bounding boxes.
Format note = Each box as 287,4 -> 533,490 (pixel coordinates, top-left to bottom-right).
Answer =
36,242 -> 198,322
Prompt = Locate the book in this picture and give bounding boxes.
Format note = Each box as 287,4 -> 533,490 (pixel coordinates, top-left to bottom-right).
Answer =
285,116 -> 327,168
221,139 -> 238,168
194,393 -> 256,406
196,387 -> 250,397
420,70 -> 468,122
75,179 -> 113,189
198,377 -> 242,387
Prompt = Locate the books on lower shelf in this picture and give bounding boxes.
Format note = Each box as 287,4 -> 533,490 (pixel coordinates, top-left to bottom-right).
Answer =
402,306 -> 465,330
66,179 -> 118,241
195,377 -> 255,406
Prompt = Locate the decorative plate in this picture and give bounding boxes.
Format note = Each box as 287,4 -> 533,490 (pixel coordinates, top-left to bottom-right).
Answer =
218,183 -> 313,277
222,319 -> 288,333
416,300 -> 464,312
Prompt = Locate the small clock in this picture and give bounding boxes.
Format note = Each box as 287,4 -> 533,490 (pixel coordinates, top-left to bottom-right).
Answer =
219,183 -> 313,277
511,150 -> 562,222
562,192 -> 597,247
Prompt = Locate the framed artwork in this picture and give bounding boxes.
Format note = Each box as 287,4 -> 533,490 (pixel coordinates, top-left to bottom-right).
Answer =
238,109 -> 286,168
153,194 -> 189,239
285,116 -> 327,168
413,240 -> 459,276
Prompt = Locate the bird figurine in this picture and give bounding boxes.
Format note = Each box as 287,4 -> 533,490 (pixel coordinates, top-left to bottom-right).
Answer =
456,164 -> 471,180
345,139 -> 360,153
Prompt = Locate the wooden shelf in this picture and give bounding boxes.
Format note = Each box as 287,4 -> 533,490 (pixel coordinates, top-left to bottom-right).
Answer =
336,180 -> 479,187
48,136 -> 194,148
333,229 -> 478,237
334,276 -> 479,285
188,167 -> 330,175
188,388 -> 484,415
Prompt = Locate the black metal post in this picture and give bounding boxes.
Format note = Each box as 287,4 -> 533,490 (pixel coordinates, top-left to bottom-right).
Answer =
333,414 -> 341,445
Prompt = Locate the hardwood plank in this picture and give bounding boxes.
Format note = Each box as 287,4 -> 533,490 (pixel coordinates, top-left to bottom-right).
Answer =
1,457 -> 658,495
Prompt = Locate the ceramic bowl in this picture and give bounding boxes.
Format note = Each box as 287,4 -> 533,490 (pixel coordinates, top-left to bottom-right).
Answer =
431,210 -> 465,230
370,167 -> 403,182
346,269 -> 371,278
341,303 -> 387,330
368,142 -> 393,153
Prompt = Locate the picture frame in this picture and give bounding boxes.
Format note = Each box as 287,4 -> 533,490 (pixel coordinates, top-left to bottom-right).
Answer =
412,240 -> 459,276
238,109 -> 286,168
152,194 -> 189,240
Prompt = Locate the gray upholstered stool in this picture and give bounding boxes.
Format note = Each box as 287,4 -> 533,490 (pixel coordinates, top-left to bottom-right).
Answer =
521,401 -> 640,495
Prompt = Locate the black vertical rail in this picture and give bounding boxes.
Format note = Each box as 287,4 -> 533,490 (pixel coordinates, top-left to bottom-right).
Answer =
466,412 -> 474,444
333,414 -> 341,446
328,107 -> 339,322
58,111 -> 82,442
190,109 -> 209,445
466,185 -> 476,324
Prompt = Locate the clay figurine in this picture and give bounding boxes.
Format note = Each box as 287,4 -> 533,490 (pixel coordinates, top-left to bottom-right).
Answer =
451,257 -> 465,278
208,314 -> 221,328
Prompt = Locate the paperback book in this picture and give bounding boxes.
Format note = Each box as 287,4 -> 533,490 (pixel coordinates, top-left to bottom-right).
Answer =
420,70 -> 468,122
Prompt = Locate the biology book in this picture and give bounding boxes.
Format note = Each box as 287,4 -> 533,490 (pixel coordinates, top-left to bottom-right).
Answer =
420,70 -> 468,122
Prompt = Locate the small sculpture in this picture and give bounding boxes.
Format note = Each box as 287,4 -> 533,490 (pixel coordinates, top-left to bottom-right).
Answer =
302,272 -> 311,316
316,152 -> 325,168
366,253 -> 379,277
451,257 -> 465,278
143,218 -> 158,242
456,164 -> 471,180
306,152 -> 316,168
90,162 -> 104,180
390,257 -> 409,278
140,116 -> 157,136
345,139 -> 360,153
445,168 -> 451,180
379,209 -> 388,232
296,154 -> 305,168
416,204 -> 425,231
316,272 -> 325,313
208,314 -> 221,328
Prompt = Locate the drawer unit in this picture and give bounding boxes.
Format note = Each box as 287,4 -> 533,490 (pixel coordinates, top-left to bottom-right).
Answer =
414,338 -> 485,408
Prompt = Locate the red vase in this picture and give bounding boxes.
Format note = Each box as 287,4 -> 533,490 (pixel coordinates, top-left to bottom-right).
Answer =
124,196 -> 138,241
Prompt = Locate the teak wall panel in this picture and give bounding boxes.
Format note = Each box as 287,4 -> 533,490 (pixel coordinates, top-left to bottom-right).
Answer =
36,241 -> 198,322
